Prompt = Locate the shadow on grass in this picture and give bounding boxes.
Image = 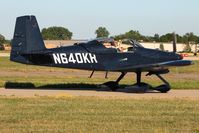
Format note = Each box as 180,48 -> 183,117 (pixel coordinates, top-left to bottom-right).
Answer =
4,82 -> 159,93
5,81 -> 103,90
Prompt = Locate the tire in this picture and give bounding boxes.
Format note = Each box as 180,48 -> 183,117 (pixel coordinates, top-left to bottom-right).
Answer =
155,85 -> 171,93
103,81 -> 118,91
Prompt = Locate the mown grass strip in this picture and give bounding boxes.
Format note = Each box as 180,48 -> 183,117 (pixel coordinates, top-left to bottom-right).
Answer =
1,57 -> 199,89
0,97 -> 198,133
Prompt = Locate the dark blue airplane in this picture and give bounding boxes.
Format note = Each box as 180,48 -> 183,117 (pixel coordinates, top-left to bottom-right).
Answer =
10,15 -> 193,93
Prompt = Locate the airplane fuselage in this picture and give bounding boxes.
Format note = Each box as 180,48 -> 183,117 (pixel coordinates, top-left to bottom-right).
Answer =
18,44 -> 183,72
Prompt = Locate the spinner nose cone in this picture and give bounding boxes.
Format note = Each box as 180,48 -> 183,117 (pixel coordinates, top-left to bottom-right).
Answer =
176,53 -> 183,60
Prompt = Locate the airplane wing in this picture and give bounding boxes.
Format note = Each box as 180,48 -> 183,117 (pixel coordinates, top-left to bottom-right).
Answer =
111,60 -> 193,72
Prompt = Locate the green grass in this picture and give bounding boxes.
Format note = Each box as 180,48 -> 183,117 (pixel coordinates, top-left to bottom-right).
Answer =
0,97 -> 198,133
0,50 -> 10,53
2,76 -> 199,90
0,57 -> 199,132
0,57 -> 199,89
171,61 -> 199,73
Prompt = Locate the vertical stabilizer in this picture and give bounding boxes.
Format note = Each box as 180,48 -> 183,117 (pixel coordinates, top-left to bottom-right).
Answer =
10,15 -> 46,62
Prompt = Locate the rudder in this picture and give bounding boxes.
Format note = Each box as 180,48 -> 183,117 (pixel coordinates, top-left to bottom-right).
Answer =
10,15 -> 46,62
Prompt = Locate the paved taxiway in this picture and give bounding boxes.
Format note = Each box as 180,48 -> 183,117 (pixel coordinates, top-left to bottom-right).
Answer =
0,88 -> 199,99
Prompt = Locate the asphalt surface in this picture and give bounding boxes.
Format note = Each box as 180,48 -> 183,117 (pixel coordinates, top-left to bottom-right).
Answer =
0,88 -> 199,99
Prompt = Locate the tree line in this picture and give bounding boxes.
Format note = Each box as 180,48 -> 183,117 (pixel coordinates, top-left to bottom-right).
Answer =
0,34 -> 6,50
41,27 -> 72,40
38,26 -> 199,44
0,26 -> 199,45
113,30 -> 199,44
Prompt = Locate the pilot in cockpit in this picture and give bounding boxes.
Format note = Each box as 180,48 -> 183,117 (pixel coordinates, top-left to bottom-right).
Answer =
102,41 -> 124,52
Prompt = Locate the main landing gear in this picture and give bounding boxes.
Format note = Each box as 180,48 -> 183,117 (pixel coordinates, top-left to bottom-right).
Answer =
103,72 -> 127,91
103,71 -> 171,93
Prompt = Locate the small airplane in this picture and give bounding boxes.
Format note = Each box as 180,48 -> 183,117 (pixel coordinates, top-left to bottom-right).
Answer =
10,15 -> 193,93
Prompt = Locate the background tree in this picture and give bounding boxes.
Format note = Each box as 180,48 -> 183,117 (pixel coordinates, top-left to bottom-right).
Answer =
159,33 -> 173,42
154,34 -> 160,42
113,30 -> 199,44
95,27 -> 110,38
124,30 -> 143,41
0,34 -> 5,44
197,36 -> 199,44
41,27 -> 72,40
176,34 -> 183,43
0,34 -> 5,50
183,32 -> 197,44
114,30 -> 143,41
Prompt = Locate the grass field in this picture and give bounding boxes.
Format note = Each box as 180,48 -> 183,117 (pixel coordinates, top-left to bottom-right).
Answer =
0,97 -> 198,133
0,57 -> 199,89
0,50 -> 10,53
0,57 -> 199,133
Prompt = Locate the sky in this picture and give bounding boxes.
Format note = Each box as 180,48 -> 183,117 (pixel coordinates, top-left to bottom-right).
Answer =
0,0 -> 199,39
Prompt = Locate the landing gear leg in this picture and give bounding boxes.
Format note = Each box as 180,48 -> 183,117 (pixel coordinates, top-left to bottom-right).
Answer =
154,74 -> 171,93
105,71 -> 108,79
103,72 -> 127,91
136,71 -> 141,85
116,72 -> 127,84
132,71 -> 152,92
89,70 -> 95,78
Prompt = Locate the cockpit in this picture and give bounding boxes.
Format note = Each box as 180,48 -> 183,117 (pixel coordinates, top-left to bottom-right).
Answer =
93,38 -> 123,52
76,38 -> 144,53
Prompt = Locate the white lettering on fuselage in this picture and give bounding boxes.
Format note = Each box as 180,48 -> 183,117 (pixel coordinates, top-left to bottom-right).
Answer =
52,53 -> 98,64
